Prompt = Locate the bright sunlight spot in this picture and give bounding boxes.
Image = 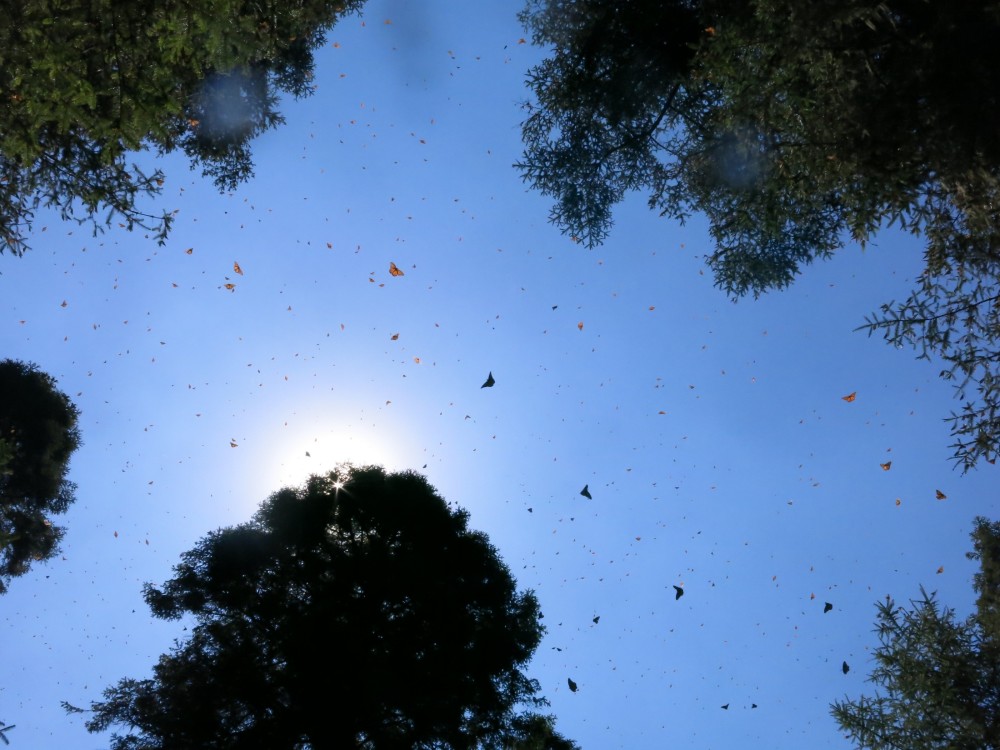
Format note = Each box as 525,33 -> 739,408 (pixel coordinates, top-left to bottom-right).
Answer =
262,421 -> 405,493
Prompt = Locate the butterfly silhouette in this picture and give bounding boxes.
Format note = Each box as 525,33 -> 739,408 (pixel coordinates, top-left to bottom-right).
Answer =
721,704 -> 729,710
936,489 -> 947,500
842,661 -> 850,674
824,602 -> 833,613
673,585 -> 684,600
567,678 -> 578,692
481,372 -> 495,388
580,485 -> 592,499
592,615 -> 600,624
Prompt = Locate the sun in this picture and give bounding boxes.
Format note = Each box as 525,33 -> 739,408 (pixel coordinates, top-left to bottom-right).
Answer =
262,423 -> 405,493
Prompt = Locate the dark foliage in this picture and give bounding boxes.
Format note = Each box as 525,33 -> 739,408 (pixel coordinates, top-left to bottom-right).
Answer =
86,465 -> 576,749
0,359 -> 80,593
831,517 -> 1000,749
518,0 -> 1000,469
0,0 -> 366,256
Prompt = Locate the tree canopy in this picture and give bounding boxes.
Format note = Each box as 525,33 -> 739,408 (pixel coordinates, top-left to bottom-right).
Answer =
0,0 -> 366,256
830,516 -> 1000,749
85,465 -> 577,749
517,0 -> 1000,469
0,359 -> 81,593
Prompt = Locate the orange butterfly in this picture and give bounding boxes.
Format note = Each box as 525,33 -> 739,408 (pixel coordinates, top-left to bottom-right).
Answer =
935,489 -> 947,500
389,262 -> 404,277
842,392 -> 857,402
880,461 -> 891,471
224,283 -> 236,291
233,261 -> 243,275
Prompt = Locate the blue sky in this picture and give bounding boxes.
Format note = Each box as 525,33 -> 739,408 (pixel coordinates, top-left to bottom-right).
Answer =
2,2 -> 996,748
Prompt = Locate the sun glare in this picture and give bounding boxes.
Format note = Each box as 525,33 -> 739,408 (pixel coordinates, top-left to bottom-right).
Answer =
262,423 -> 404,493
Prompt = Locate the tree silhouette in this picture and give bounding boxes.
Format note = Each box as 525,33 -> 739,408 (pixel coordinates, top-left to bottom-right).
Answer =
0,359 -> 80,593
518,0 -> 1000,469
85,465 -> 576,749
0,0 -> 366,256
831,517 -> 1000,749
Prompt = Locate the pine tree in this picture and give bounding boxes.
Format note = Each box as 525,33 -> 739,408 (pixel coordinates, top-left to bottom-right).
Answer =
831,517 -> 1000,749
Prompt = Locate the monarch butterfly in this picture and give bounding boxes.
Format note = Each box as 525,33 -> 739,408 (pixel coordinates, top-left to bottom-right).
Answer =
880,461 -> 891,471
224,283 -> 236,291
389,262 -> 404,277
842,392 -> 857,402
233,261 -> 243,275
935,489 -> 947,500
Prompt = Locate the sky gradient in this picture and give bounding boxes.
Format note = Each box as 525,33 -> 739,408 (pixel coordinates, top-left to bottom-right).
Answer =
2,2 -> 996,748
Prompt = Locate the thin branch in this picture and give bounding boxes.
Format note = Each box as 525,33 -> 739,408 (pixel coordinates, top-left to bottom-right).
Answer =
594,82 -> 682,167
859,293 -> 1000,330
